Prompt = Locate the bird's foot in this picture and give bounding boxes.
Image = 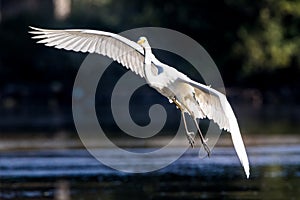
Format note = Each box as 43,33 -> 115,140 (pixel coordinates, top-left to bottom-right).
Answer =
186,132 -> 195,148
201,139 -> 211,157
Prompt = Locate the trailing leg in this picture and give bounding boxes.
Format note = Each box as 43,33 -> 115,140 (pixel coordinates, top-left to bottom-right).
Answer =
171,97 -> 195,148
181,111 -> 195,148
192,118 -> 211,156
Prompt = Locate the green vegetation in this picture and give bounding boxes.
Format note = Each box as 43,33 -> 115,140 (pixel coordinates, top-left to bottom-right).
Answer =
232,0 -> 300,73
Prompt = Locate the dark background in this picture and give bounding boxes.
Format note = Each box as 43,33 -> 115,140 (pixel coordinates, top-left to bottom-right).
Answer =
1,0 -> 300,136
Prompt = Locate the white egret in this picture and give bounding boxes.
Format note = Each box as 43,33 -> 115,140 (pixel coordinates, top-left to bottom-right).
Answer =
29,27 -> 250,178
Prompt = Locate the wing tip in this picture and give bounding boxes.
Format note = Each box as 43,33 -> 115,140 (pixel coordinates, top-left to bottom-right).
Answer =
29,26 -> 42,32
29,26 -> 36,29
241,156 -> 250,179
28,26 -> 60,34
28,26 -> 45,35
245,165 -> 250,179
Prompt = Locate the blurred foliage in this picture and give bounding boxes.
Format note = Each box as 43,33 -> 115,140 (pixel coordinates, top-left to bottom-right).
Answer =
231,0 -> 300,73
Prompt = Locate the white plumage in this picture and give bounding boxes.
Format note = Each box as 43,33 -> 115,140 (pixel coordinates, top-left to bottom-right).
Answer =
29,27 -> 250,178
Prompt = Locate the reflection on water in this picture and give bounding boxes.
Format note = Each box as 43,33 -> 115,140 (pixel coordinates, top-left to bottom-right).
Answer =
0,145 -> 299,200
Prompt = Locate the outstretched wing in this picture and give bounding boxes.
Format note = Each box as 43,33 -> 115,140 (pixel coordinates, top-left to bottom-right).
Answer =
181,78 -> 250,178
29,26 -> 147,77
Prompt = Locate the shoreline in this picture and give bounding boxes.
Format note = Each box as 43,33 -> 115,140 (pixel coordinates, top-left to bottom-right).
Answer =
1,133 -> 299,151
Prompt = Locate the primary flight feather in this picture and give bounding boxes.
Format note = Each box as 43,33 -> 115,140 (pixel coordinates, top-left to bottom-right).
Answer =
29,26 -> 250,178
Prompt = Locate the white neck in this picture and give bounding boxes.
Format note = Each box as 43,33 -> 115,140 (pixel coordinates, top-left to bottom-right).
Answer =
144,46 -> 152,65
143,46 -> 156,85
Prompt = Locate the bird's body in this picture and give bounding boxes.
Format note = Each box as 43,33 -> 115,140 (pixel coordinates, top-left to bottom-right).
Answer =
29,27 -> 250,178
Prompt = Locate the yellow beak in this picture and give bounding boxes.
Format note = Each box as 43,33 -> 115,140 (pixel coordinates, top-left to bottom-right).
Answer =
137,38 -> 145,45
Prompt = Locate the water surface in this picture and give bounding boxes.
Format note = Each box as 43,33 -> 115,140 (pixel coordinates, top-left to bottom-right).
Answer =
1,145 -> 299,200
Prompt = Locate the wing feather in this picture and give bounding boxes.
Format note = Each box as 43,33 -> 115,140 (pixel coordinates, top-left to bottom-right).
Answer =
181,78 -> 250,178
58,36 -> 79,50
29,26 -> 147,77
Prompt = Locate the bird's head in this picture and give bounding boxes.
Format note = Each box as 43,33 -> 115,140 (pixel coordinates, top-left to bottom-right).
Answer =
137,36 -> 150,48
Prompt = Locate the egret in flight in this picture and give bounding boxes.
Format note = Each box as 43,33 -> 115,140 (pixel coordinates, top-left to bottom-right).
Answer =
29,26 -> 250,178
